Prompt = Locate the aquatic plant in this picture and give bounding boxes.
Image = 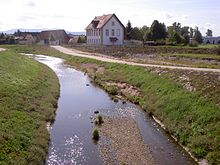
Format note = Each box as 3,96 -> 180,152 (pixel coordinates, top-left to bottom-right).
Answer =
97,115 -> 103,125
92,128 -> 99,140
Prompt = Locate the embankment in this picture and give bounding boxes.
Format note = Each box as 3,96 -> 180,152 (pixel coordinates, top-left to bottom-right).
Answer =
0,50 -> 59,164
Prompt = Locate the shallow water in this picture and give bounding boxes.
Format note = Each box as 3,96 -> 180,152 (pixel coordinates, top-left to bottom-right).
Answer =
31,54 -> 196,165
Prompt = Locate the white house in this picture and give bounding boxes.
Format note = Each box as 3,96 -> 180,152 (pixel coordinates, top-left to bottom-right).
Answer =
85,14 -> 124,45
203,36 -> 220,44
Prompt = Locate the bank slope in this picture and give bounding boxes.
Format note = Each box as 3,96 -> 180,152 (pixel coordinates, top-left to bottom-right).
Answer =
0,50 -> 59,164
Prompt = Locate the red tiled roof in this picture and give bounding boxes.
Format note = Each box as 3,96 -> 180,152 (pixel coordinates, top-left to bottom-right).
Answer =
85,14 -> 124,30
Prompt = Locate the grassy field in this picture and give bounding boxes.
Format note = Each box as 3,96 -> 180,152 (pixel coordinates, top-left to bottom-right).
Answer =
0,49 -> 59,164
2,45 -> 220,164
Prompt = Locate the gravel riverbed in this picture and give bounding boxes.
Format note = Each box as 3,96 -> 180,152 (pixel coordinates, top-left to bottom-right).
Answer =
98,116 -> 155,165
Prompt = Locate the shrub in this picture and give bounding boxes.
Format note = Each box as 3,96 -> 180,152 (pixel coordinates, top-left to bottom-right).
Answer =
206,152 -> 220,165
106,86 -> 118,95
215,45 -> 220,55
156,39 -> 166,45
92,129 -> 99,140
189,40 -> 198,47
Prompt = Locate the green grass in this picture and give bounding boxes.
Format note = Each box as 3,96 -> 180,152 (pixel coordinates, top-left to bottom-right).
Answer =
197,44 -> 218,49
0,50 -> 59,164
1,45 -> 66,58
2,45 -> 220,164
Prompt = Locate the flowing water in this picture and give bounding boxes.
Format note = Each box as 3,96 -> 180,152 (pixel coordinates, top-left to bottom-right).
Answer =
30,54 -> 196,165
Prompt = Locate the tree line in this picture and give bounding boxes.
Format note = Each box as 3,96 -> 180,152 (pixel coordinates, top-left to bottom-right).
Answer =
125,20 -> 213,46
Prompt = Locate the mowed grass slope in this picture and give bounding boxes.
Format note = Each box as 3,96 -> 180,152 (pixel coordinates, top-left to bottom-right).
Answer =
0,50 -> 59,164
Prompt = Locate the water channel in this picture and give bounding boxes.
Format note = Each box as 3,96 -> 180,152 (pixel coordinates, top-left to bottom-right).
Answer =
30,54 -> 196,165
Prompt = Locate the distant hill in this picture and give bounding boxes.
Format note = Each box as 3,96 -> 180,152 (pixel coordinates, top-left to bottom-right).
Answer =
66,31 -> 86,36
0,29 -> 86,35
0,29 -> 43,34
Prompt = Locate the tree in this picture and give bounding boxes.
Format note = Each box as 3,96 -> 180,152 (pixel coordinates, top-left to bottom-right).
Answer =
189,27 -> 194,38
173,22 -> 181,33
126,20 -> 133,40
130,27 -> 143,40
150,20 -> 167,41
167,26 -> 175,42
140,25 -> 150,41
0,33 -> 5,39
194,27 -> 203,43
206,29 -> 213,37
180,26 -> 190,44
77,36 -> 86,43
14,30 -> 21,36
173,32 -> 182,44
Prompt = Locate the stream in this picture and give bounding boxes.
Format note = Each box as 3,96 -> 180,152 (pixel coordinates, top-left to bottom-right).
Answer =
30,54 -> 197,165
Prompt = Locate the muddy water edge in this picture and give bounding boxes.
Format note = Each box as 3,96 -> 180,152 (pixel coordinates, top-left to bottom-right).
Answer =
28,54 -> 197,165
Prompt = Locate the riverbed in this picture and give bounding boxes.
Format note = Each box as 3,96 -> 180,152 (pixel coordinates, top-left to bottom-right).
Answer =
29,54 -> 197,165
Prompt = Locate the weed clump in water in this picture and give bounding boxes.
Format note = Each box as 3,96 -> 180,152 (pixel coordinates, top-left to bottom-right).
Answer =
92,128 -> 99,141
95,115 -> 104,125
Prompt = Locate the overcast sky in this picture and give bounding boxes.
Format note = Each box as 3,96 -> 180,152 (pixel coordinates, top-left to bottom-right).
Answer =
0,0 -> 219,36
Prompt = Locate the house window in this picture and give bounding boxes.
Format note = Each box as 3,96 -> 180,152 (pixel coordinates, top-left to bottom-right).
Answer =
116,29 -> 120,36
112,29 -> 115,36
106,29 -> 109,36
112,21 -> 115,26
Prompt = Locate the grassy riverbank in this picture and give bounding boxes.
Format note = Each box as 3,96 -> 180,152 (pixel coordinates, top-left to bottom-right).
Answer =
0,50 -> 59,164
2,45 -> 220,164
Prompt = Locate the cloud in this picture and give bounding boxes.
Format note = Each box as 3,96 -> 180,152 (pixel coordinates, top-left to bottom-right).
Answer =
16,15 -> 37,22
204,23 -> 215,29
182,15 -> 188,20
51,14 -> 79,19
164,12 -> 173,19
26,1 -> 36,7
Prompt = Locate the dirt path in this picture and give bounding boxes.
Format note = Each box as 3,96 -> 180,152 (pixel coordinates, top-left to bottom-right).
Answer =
52,46 -> 220,73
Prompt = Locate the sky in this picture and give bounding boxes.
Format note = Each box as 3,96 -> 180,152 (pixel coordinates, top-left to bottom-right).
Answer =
0,0 -> 220,36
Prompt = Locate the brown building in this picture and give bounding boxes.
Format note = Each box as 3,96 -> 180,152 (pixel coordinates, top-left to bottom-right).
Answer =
38,29 -> 69,45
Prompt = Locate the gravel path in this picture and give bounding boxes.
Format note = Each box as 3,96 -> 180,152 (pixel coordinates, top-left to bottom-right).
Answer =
52,46 -> 220,73
98,116 -> 155,165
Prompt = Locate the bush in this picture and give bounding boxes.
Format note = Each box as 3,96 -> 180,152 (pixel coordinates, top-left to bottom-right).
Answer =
92,129 -> 99,140
156,39 -> 166,45
189,40 -> 198,47
105,86 -> 118,95
215,45 -> 220,55
206,152 -> 220,165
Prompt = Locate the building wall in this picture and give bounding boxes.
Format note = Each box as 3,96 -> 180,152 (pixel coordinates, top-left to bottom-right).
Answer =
102,16 -> 124,45
203,37 -> 220,44
49,40 -> 60,45
86,29 -> 102,45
